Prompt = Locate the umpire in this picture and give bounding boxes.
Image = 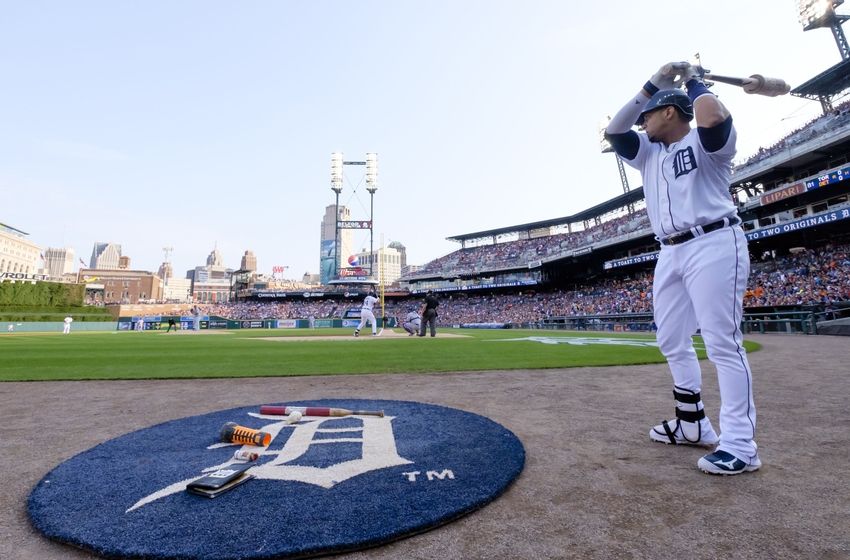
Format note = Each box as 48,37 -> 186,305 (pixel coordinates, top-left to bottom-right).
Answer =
418,290 -> 439,337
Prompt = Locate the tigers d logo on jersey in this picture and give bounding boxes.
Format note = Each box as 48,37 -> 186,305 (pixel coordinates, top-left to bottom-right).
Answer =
673,146 -> 698,178
28,399 -> 525,560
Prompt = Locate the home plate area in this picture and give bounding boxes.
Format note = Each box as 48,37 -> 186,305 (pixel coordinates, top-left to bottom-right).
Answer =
28,399 -> 525,560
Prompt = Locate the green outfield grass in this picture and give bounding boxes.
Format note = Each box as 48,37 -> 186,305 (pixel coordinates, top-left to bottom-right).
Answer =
0,328 -> 760,382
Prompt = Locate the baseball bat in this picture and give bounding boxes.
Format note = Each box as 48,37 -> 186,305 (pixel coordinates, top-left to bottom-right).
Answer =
259,405 -> 385,417
703,72 -> 790,97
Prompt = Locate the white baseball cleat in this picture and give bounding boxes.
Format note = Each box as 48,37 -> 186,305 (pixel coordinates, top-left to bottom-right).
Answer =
649,418 -> 719,448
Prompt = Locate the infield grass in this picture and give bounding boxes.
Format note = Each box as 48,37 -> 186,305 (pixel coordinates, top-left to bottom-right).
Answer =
0,328 -> 760,382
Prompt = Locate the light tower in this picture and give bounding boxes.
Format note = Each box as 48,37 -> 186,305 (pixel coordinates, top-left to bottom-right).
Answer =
794,0 -> 850,112
330,153 -> 344,279
328,152 -> 379,281
365,152 -> 379,278
599,117 -> 634,213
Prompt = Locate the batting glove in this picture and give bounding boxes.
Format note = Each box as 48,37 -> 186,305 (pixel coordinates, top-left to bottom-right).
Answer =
646,61 -> 691,94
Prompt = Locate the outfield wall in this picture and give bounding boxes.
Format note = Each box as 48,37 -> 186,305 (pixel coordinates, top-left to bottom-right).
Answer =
2,321 -> 119,333
115,316 -> 398,330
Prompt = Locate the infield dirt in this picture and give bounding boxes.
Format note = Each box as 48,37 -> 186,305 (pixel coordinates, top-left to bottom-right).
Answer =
2,333 -> 848,560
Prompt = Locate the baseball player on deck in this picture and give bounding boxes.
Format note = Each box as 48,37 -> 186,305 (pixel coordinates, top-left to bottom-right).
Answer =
605,62 -> 759,475
354,289 -> 379,337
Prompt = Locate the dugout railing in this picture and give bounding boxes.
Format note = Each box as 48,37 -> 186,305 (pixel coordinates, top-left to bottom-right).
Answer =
536,307 -> 850,335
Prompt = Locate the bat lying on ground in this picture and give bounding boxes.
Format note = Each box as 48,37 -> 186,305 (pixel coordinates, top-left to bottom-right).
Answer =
259,405 -> 385,417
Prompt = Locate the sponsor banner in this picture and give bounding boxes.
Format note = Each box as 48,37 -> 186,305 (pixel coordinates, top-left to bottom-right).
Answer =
276,319 -> 297,329
746,208 -> 850,241
313,319 -> 334,328
338,220 -> 372,229
0,272 -> 49,281
527,260 -> 542,268
572,246 -> 592,257
344,308 -> 363,319
342,319 -> 360,328
760,182 -> 805,205
604,252 -> 659,270
256,292 -> 287,299
240,321 -> 265,329
207,319 -> 228,329
339,266 -> 369,278
414,279 -> 537,294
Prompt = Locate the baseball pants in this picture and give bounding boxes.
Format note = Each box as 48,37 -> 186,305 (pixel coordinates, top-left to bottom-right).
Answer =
653,226 -> 757,462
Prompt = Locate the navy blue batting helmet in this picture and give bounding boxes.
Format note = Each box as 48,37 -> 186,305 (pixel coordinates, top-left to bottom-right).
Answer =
636,89 -> 693,126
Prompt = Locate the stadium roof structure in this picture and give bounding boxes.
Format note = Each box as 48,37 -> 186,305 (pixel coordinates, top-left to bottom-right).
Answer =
791,58 -> 850,100
0,222 -> 29,236
731,118 -> 850,186
447,187 -> 644,244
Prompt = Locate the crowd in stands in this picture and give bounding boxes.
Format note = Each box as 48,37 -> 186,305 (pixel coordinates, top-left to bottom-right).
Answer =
735,98 -> 850,169
204,244 -> 850,324
204,300 -> 341,320
744,244 -> 850,307
407,209 -> 651,278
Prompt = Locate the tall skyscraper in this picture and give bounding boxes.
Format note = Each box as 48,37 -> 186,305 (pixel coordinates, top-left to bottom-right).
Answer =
319,204 -> 352,284
44,247 -> 75,278
90,242 -> 122,270
157,261 -> 173,282
241,250 -> 257,272
207,246 -> 223,267
387,241 -> 407,271
188,246 -> 233,303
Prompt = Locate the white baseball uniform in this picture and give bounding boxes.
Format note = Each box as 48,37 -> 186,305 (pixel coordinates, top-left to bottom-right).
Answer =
356,294 -> 378,335
609,90 -> 758,465
63,316 -> 73,334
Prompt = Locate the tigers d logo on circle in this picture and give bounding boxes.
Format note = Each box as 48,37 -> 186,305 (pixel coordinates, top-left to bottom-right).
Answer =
28,399 -> 525,560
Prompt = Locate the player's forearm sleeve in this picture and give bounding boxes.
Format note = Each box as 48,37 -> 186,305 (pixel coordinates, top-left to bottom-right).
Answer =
606,91 -> 650,134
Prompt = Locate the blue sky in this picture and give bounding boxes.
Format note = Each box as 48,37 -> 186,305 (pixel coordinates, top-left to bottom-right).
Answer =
2,1 -> 843,278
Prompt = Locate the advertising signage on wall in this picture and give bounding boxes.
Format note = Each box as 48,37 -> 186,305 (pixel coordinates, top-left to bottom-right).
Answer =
603,252 -> 659,270
0,272 -> 49,281
606,208 -> 850,268
746,208 -> 850,241
760,182 -> 805,205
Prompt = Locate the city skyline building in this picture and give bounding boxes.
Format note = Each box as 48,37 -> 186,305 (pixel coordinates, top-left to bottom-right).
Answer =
157,261 -> 173,283
351,244 -> 404,285
77,267 -> 162,304
90,242 -> 122,270
0,222 -> 40,277
187,246 -> 233,303
241,250 -> 257,273
319,204 -> 352,285
43,246 -> 75,279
